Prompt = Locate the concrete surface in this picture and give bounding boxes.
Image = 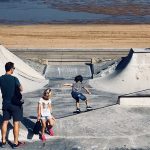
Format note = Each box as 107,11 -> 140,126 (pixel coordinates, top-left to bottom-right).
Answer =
1,79 -> 150,149
90,48 -> 150,94
45,65 -> 92,79
1,48 -> 150,149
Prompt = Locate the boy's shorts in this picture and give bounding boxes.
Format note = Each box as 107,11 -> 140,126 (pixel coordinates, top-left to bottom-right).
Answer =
71,91 -> 86,103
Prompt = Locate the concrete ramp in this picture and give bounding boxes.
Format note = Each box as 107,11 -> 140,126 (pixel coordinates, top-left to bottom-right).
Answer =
90,48 -> 150,94
0,45 -> 48,93
45,65 -> 91,79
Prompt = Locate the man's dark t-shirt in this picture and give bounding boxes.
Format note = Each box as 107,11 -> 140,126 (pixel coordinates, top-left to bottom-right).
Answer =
0,74 -> 20,107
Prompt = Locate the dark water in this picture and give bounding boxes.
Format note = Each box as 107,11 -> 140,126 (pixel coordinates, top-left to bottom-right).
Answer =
0,0 -> 150,24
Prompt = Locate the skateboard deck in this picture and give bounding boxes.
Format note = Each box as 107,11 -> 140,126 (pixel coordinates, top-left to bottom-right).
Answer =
73,109 -> 93,114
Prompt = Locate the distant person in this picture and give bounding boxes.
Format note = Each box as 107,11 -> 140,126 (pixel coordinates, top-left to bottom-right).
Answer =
37,88 -> 56,141
0,62 -> 25,148
64,75 -> 92,113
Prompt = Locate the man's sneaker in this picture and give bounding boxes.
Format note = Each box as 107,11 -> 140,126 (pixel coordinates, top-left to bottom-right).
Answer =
86,106 -> 93,111
41,134 -> 46,141
49,128 -> 54,136
1,142 -> 6,148
76,108 -> 81,113
12,141 -> 25,149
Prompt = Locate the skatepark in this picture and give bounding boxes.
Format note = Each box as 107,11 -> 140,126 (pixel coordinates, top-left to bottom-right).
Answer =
1,45 -> 150,149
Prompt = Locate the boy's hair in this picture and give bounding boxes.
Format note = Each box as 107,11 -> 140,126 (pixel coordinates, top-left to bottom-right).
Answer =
42,88 -> 51,100
74,75 -> 83,83
5,62 -> 14,72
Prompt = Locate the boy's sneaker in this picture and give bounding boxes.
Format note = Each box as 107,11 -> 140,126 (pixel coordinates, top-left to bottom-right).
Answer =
76,108 -> 81,113
1,142 -> 6,148
12,141 -> 25,149
41,134 -> 46,141
86,106 -> 93,111
49,128 -> 54,136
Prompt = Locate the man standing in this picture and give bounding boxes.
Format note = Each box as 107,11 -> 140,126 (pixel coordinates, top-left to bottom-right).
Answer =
0,62 -> 24,148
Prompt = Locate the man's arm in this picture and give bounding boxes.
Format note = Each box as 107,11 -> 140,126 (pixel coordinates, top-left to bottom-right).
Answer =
19,85 -> 23,92
15,77 -> 23,92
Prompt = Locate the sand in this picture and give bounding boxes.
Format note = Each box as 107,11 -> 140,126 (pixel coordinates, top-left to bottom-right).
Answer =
0,24 -> 150,49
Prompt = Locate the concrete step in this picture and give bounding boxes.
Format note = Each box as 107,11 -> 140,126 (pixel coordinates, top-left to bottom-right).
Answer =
10,49 -> 129,62
47,58 -> 91,65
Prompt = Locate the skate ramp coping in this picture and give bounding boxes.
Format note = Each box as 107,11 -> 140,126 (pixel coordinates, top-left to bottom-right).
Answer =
118,89 -> 150,106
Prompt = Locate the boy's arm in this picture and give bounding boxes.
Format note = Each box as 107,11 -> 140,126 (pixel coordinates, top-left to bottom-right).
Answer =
64,83 -> 73,87
37,103 -> 41,121
83,87 -> 91,94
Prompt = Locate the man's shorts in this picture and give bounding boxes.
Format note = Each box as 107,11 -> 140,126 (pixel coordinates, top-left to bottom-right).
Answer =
2,104 -> 23,121
71,91 -> 87,103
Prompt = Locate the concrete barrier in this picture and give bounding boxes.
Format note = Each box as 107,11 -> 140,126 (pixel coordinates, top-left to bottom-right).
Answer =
118,96 -> 150,106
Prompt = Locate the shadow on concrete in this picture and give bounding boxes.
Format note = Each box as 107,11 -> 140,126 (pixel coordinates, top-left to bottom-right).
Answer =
0,114 -> 13,139
115,49 -> 133,73
57,103 -> 117,119
28,116 -> 37,120
21,117 -> 35,140
0,113 -> 37,141
109,148 -> 150,150
0,114 -> 15,148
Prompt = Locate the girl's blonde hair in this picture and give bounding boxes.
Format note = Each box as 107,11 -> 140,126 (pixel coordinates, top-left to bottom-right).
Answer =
42,88 -> 51,100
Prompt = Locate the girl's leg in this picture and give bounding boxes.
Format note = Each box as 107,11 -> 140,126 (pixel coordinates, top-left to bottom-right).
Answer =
47,118 -> 55,126
47,118 -> 55,136
41,119 -> 46,141
41,119 -> 46,135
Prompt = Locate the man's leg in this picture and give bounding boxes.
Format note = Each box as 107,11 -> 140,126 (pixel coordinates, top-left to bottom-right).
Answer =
13,121 -> 20,145
1,120 -> 9,143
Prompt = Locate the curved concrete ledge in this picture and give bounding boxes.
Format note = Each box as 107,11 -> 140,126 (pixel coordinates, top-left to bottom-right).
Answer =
0,45 -> 48,93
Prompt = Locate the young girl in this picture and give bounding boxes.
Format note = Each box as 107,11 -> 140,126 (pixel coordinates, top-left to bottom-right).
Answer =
64,75 -> 92,113
37,88 -> 56,141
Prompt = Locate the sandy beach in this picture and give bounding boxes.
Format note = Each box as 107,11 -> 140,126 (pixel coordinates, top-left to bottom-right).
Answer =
0,24 -> 150,49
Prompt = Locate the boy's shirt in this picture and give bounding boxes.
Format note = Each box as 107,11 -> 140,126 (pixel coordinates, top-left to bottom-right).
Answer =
72,82 -> 84,93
